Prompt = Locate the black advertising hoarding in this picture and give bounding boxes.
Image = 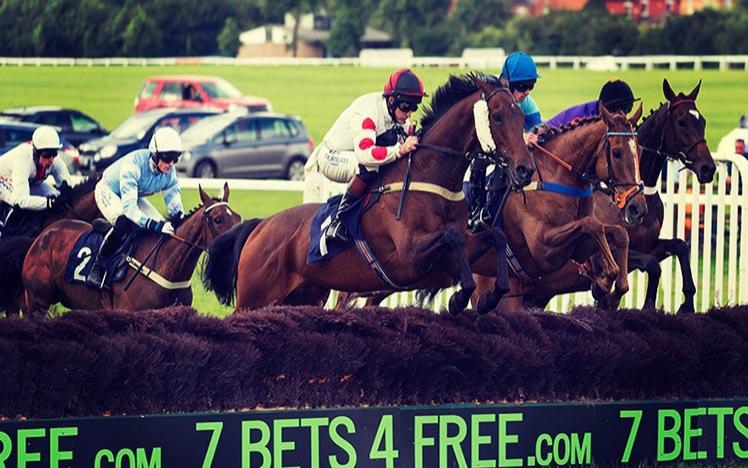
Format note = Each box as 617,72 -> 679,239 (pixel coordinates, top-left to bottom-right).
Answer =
2,399 -> 747,467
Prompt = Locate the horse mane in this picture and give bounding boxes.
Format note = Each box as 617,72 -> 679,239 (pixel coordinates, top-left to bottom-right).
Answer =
170,197 -> 222,228
640,91 -> 695,128
537,115 -> 602,144
419,72 -> 488,135
66,176 -> 99,202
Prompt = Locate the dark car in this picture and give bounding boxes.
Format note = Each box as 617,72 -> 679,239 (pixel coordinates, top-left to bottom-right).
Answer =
0,120 -> 82,174
0,106 -> 108,147
79,108 -> 223,173
177,112 -> 314,180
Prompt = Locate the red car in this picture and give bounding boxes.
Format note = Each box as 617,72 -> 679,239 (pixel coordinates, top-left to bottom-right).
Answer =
134,75 -> 271,113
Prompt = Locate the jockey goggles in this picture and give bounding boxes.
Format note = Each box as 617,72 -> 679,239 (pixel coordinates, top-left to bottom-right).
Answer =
397,101 -> 419,113
511,80 -> 536,93
157,151 -> 182,164
36,148 -> 58,159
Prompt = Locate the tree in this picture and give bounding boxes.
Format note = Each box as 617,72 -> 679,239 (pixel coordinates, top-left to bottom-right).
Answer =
218,17 -> 242,56
327,6 -> 365,56
122,5 -> 163,56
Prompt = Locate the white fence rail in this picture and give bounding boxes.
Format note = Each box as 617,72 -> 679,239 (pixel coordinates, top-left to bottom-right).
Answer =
178,151 -> 746,313
2,53 -> 747,71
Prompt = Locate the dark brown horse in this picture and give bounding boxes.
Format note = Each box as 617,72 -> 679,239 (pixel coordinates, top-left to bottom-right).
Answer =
21,184 -> 240,316
202,73 -> 534,314
473,104 -> 647,311
0,177 -> 102,315
521,79 -> 715,313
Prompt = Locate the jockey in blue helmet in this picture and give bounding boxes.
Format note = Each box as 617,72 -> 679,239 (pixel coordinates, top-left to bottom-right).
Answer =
467,51 -> 542,231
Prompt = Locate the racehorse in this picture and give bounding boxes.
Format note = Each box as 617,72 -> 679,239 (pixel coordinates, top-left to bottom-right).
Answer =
519,79 -> 715,313
0,177 -> 102,316
202,73 -> 534,314
472,103 -> 646,311
21,184 -> 240,316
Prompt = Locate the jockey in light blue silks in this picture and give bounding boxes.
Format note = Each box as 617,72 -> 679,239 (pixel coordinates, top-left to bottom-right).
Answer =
86,126 -> 185,289
466,51 -> 542,231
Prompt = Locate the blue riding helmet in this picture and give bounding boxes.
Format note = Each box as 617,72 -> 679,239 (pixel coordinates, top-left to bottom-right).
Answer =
501,52 -> 540,83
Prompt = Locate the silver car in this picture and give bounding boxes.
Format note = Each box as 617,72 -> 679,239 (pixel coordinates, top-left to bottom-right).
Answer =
177,111 -> 313,180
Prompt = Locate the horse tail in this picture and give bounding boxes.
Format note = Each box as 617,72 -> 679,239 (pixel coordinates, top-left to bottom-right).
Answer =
0,236 -> 34,312
202,218 -> 263,306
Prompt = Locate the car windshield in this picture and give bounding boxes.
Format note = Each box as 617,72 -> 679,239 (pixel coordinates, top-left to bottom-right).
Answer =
201,79 -> 242,99
181,115 -> 233,142
110,112 -> 161,139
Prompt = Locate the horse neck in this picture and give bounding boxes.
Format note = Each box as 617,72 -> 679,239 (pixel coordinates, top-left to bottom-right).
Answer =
157,211 -> 205,282
637,106 -> 670,187
537,121 -> 605,187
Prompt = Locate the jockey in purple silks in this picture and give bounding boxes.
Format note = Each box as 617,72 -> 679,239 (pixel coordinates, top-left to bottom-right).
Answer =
545,79 -> 639,129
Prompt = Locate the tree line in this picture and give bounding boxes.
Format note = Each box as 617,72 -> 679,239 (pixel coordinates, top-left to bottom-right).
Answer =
0,0 -> 746,57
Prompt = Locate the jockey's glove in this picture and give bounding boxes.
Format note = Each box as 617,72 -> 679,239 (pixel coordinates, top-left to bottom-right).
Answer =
160,221 -> 175,236
46,195 -> 57,209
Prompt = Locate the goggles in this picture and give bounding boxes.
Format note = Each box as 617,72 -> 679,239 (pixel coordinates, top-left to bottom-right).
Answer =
158,151 -> 182,164
511,80 -> 536,93
397,101 -> 419,113
36,149 -> 58,160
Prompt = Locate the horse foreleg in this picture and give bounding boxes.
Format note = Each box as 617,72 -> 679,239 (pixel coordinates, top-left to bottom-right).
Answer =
600,225 -> 630,310
649,238 -> 695,313
412,227 -> 474,315
628,250 -> 662,310
467,229 -> 509,314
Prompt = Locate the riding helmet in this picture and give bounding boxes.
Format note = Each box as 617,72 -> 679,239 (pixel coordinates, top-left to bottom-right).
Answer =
599,79 -> 637,113
31,126 -> 62,151
501,52 -> 539,83
383,68 -> 428,105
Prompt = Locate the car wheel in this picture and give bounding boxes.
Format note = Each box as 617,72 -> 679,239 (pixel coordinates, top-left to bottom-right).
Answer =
285,158 -> 306,181
193,161 -> 217,178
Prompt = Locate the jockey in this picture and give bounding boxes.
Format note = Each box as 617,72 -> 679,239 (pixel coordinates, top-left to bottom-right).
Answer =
545,79 -> 638,129
468,51 -> 542,231
0,126 -> 72,218
320,67 -> 426,242
86,126 -> 186,288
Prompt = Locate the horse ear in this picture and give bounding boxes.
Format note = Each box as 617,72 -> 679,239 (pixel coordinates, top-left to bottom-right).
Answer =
663,79 -> 677,102
221,182 -> 230,201
599,100 -> 613,123
686,79 -> 701,101
629,102 -> 643,126
474,76 -> 490,95
198,184 -> 212,206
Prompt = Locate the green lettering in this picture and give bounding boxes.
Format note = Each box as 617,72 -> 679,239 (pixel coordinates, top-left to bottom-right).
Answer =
329,416 -> 356,468
0,431 -> 12,467
414,416 -> 437,468
470,414 -> 496,468
50,427 -> 77,467
17,428 -> 44,467
241,420 -> 270,468
683,408 -> 706,460
369,414 -> 399,468
708,407 -> 732,459
498,413 -> 523,467
573,433 -> 592,464
136,447 -> 161,468
732,406 -> 748,458
116,448 -> 136,466
439,415 -> 467,468
619,410 -> 642,463
196,421 -> 223,468
553,433 -> 570,465
274,419 -> 300,468
535,434 -> 553,466
94,449 -> 114,468
657,409 -> 682,462
301,417 -> 329,468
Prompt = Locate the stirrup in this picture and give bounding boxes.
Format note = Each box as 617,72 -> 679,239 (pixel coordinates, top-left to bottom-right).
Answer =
85,265 -> 107,289
468,208 -> 492,232
325,220 -> 349,242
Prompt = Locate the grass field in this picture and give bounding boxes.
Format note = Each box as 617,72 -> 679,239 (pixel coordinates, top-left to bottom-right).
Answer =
0,65 -> 745,147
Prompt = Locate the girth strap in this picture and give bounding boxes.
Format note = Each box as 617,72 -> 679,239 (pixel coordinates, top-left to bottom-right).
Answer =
125,256 -> 192,290
383,182 -> 465,202
523,181 -> 593,198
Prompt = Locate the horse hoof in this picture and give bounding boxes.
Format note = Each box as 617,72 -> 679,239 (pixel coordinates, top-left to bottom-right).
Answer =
591,285 -> 606,302
677,303 -> 695,314
448,294 -> 467,315
476,293 -> 494,315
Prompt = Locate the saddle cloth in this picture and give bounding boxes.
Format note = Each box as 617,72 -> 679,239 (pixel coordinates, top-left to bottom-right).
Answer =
64,227 -> 144,289
306,194 -> 367,264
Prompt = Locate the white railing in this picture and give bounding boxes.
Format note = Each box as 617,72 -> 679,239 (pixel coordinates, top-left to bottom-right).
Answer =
2,53 -> 747,71
175,151 -> 746,313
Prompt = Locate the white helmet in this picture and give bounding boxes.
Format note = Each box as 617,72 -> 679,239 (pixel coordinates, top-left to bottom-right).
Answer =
32,126 -> 62,151
148,127 -> 184,155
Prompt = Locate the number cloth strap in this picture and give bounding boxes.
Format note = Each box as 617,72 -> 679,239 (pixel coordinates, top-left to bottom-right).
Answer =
125,256 -> 191,290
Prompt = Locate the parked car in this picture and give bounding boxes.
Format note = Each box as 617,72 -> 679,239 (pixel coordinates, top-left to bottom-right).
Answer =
0,120 -> 81,174
134,75 -> 271,114
0,106 -> 108,147
177,112 -> 313,180
79,108 -> 223,173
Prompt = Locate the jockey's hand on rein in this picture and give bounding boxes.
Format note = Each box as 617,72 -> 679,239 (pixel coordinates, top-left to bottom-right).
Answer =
45,195 -> 57,209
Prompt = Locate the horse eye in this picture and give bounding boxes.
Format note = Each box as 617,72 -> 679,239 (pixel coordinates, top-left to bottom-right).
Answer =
612,148 -> 622,159
491,112 -> 502,123
214,216 -> 223,225
678,119 -> 687,127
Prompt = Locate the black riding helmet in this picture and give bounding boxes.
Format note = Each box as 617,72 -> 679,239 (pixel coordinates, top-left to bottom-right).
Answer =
599,79 -> 638,114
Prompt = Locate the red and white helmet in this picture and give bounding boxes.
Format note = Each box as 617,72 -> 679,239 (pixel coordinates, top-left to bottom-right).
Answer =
383,68 -> 428,105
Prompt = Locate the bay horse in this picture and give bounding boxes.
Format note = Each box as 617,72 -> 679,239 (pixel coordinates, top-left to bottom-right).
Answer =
21,184 -> 240,316
0,177 -> 102,316
521,79 -> 715,313
473,103 -> 647,311
202,73 -> 534,314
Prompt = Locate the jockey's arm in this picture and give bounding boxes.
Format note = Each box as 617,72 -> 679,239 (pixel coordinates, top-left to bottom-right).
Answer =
119,162 -> 152,228
8,161 -> 48,211
350,109 -> 400,167
162,175 -> 184,219
50,156 -> 72,187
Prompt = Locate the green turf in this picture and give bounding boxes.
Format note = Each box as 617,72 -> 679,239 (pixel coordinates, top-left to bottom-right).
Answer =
0,65 -> 743,147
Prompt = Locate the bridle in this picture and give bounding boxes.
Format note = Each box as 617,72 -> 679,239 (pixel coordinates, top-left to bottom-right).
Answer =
170,201 -> 230,252
639,99 -> 707,172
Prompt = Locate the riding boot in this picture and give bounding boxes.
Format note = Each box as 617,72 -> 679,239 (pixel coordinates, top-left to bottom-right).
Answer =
85,217 -> 128,289
468,158 -> 491,232
325,172 -> 371,242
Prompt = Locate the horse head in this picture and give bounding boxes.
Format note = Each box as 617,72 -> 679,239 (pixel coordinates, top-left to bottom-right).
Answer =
658,78 -> 715,183
598,103 -> 648,225
174,183 -> 242,250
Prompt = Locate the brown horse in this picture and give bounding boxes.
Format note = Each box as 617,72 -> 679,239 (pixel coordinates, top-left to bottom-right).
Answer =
0,177 -> 102,316
472,104 -> 647,311
21,184 -> 240,316
521,79 -> 715,313
202,73 -> 534,314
